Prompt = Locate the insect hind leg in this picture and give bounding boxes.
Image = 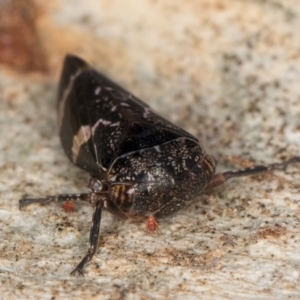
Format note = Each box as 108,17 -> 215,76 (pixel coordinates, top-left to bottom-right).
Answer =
204,156 -> 300,190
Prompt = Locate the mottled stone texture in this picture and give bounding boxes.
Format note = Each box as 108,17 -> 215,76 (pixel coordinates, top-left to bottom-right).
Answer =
1,0 -> 300,299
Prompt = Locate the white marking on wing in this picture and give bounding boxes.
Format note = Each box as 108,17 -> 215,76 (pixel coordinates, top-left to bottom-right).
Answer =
72,125 -> 92,163
94,87 -> 101,95
110,121 -> 120,127
92,119 -> 112,135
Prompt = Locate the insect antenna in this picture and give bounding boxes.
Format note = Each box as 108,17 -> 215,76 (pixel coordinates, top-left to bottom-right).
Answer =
19,193 -> 91,210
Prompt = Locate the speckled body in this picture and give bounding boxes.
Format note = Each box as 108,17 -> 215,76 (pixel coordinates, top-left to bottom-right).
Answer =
58,55 -> 216,219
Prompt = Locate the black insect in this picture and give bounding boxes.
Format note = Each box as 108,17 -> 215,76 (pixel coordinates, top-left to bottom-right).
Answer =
19,54 -> 300,276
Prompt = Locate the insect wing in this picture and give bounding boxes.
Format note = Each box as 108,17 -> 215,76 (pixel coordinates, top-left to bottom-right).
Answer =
58,55 -> 198,175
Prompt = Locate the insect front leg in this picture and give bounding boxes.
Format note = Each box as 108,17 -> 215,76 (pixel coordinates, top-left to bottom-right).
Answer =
204,156 -> 300,190
70,198 -> 104,276
19,193 -> 91,210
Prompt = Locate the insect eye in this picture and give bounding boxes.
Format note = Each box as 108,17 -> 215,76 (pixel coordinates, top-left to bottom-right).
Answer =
88,178 -> 103,192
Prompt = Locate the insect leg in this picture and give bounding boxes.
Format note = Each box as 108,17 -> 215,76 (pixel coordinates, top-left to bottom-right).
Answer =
205,156 -> 300,190
70,198 -> 103,276
19,193 -> 90,210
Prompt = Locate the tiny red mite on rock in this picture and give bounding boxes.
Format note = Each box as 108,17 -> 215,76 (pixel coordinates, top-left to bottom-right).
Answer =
19,54 -> 300,276
62,200 -> 75,212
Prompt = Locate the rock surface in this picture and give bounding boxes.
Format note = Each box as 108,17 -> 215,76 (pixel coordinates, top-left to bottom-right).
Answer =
1,1 -> 300,299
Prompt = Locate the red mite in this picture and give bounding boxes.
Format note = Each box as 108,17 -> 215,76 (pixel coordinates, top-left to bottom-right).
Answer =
62,200 -> 75,212
146,215 -> 159,232
19,54 -> 300,276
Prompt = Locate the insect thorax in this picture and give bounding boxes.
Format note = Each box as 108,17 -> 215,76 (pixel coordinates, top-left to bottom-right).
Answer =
104,137 -> 214,217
